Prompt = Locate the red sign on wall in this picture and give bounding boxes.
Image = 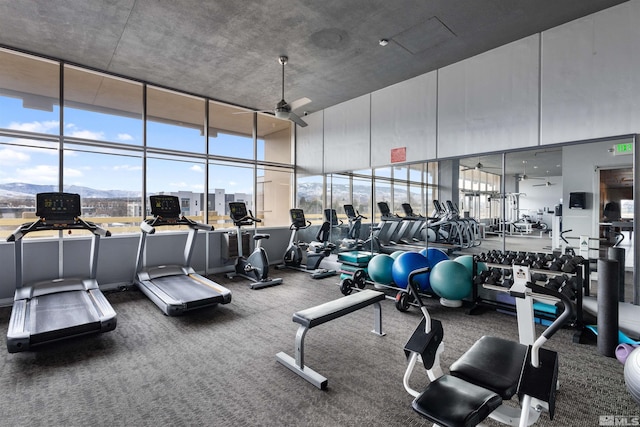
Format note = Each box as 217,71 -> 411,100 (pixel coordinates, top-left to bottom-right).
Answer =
391,147 -> 406,163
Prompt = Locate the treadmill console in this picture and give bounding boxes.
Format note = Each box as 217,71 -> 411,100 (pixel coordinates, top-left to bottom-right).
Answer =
344,204 -> 356,219
36,192 -> 81,220
229,202 -> 248,221
290,209 -> 307,228
377,201 -> 391,217
150,195 -> 182,218
402,203 -> 414,216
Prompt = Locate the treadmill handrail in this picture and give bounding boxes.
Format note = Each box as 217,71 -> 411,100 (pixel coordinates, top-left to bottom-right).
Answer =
142,215 -> 214,233
7,217 -> 110,242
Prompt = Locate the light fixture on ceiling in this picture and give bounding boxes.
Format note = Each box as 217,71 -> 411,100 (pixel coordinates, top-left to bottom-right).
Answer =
379,39 -> 389,46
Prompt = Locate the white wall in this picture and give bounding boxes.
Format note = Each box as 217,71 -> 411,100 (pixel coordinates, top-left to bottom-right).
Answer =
541,1 -> 640,145
370,71 -> 437,166
438,35 -> 540,158
323,94 -> 371,173
300,1 -> 640,169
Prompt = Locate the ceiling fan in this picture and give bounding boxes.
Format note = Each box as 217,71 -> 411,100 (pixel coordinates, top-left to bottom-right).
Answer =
461,158 -> 500,172
533,180 -> 555,187
518,160 -> 545,181
461,162 -> 484,172
237,56 -> 311,127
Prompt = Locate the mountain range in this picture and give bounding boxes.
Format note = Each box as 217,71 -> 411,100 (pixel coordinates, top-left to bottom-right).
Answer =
0,183 -> 140,199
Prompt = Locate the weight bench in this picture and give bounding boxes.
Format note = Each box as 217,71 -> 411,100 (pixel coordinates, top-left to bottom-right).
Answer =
276,289 -> 386,389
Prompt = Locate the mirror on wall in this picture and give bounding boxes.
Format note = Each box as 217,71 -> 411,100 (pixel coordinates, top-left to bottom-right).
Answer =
470,138 -> 634,271
456,154 -> 504,250
499,148 -> 563,253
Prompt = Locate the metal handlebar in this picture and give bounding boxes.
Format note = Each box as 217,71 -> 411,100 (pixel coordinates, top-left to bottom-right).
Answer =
526,281 -> 575,340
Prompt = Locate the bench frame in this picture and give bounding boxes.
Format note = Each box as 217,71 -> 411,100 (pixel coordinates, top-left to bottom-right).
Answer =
276,290 -> 385,389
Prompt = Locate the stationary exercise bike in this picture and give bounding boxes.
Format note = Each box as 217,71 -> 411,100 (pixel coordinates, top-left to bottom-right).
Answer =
402,265 -> 574,427
277,208 -> 337,279
225,201 -> 283,289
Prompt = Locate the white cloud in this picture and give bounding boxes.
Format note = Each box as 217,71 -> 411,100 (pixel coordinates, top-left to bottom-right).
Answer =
190,165 -> 204,173
113,164 -> 142,172
67,129 -> 105,140
8,120 -> 59,133
15,164 -> 58,183
117,133 -> 134,141
64,168 -> 83,178
0,147 -> 30,165
169,181 -> 189,188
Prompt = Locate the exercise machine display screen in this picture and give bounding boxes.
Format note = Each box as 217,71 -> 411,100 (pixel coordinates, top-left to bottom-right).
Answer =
344,204 -> 356,218
324,209 -> 339,226
377,201 -> 391,216
36,192 -> 81,219
229,202 -> 248,220
290,209 -> 306,228
402,203 -> 414,216
150,195 -> 181,217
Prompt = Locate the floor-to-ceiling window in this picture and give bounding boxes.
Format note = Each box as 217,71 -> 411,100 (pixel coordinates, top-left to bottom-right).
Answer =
0,48 -> 294,238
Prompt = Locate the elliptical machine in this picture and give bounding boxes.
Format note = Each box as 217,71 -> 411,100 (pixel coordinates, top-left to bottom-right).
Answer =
225,202 -> 283,289
277,208 -> 337,279
342,204 -> 367,250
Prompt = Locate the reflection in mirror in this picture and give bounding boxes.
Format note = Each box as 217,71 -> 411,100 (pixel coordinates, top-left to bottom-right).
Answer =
457,154 -> 504,251
478,139 -> 635,274
494,149 -> 563,254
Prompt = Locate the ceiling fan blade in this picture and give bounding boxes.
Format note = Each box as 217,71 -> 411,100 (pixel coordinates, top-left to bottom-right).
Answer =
288,97 -> 312,111
288,111 -> 308,127
232,110 -> 272,114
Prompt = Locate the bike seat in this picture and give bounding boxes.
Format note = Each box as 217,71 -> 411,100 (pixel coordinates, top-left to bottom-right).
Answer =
254,233 -> 270,240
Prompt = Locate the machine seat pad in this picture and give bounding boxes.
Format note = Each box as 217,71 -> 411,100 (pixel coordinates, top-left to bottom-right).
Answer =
292,290 -> 385,329
253,233 -> 270,240
412,374 -> 502,427
450,336 -> 527,399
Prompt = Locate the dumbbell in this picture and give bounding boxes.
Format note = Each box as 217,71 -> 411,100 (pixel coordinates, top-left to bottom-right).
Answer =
484,268 -> 503,285
561,255 -> 585,273
473,270 -> 491,286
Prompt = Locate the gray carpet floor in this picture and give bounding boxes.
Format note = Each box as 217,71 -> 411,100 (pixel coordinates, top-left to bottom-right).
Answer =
0,269 -> 638,426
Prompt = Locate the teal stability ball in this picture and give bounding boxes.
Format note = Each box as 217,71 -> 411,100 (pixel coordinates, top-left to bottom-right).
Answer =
367,254 -> 395,285
392,251 -> 430,290
389,250 -> 405,260
430,260 -> 472,301
454,255 -> 487,276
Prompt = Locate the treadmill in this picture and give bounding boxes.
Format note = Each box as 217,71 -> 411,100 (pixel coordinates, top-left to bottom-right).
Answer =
134,195 -> 231,316
6,192 -> 117,353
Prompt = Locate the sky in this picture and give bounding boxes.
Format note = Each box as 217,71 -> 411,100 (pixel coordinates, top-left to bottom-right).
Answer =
0,96 -> 258,195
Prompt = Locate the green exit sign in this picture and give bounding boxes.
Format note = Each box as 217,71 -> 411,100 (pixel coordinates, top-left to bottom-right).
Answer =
614,142 -> 633,156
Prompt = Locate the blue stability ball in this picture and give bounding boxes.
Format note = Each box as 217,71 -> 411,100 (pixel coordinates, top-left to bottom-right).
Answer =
389,250 -> 405,260
421,247 -> 449,266
430,260 -> 472,301
368,254 -> 395,285
454,255 -> 486,276
392,251 -> 430,290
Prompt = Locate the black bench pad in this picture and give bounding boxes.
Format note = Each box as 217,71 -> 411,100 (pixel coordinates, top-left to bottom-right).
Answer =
293,290 -> 385,329
450,336 -> 527,399
412,374 -> 502,427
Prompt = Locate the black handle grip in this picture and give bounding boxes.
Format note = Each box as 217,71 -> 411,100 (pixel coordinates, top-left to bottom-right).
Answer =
406,267 -> 432,308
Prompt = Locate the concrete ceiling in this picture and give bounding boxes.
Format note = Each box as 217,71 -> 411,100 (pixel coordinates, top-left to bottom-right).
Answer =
0,0 -> 628,117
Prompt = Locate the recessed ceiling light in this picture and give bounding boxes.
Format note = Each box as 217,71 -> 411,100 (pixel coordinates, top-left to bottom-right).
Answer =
379,39 -> 389,46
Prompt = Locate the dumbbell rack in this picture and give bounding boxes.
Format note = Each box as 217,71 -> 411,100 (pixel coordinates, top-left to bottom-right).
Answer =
468,259 -> 588,343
